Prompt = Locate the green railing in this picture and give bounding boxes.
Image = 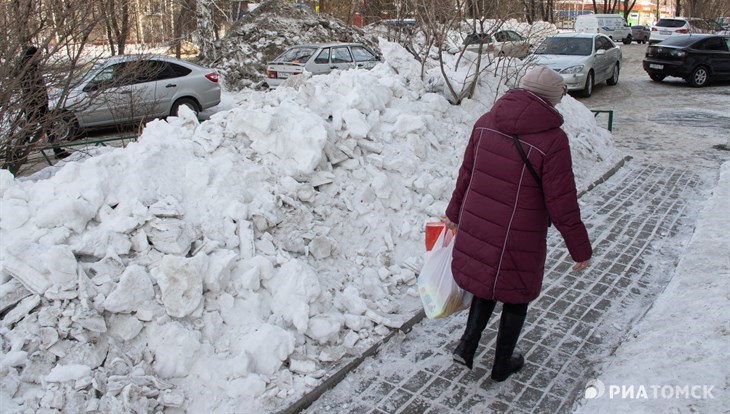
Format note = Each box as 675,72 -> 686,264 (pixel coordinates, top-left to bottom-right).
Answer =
36,135 -> 138,165
591,109 -> 614,132
3,134 -> 137,175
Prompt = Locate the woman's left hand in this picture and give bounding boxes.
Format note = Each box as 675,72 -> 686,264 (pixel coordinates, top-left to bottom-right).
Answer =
441,215 -> 457,231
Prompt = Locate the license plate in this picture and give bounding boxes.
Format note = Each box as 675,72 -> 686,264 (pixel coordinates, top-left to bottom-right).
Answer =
649,64 -> 664,69
279,73 -> 290,79
660,30 -> 671,35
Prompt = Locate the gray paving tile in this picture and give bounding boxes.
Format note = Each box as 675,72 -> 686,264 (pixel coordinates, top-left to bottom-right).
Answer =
294,163 -> 708,414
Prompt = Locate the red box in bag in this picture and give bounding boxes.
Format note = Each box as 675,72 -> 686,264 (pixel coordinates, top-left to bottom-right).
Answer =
425,222 -> 445,251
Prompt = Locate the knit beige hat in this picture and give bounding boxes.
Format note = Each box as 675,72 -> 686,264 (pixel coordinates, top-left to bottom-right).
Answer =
519,66 -> 566,105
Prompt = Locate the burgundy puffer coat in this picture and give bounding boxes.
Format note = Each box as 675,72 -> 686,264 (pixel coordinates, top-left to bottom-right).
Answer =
445,89 -> 592,304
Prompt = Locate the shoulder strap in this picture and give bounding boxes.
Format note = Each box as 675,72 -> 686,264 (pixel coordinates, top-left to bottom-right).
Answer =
512,135 -> 542,188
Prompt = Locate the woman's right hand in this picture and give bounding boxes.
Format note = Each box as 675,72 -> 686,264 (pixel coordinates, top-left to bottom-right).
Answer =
572,260 -> 590,271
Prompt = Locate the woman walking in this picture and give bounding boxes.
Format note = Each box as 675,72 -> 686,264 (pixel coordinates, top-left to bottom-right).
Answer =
443,66 -> 592,382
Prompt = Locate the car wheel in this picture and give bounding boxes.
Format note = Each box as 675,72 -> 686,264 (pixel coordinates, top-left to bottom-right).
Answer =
580,71 -> 594,97
623,35 -> 632,45
170,98 -> 200,117
649,73 -> 666,82
687,66 -> 709,87
50,113 -> 79,142
607,64 -> 620,86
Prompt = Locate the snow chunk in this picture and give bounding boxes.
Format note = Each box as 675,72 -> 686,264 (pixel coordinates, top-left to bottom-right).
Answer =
240,324 -> 295,376
147,321 -> 201,378
151,254 -> 207,318
45,364 -> 91,382
248,103 -> 328,176
103,265 -> 155,313
266,260 -> 322,333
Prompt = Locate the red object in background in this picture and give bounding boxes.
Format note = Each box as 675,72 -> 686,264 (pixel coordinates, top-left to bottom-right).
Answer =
353,12 -> 363,27
425,222 -> 445,251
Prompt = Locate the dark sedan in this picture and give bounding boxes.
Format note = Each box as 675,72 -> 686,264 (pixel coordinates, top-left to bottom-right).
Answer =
643,34 -> 730,87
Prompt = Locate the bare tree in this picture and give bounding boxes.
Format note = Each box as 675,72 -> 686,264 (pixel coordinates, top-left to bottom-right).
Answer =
0,0 -> 105,174
100,0 -> 133,55
682,0 -> 730,17
622,0 -> 638,20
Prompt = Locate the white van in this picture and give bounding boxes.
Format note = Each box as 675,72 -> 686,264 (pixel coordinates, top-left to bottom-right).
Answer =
575,14 -> 633,44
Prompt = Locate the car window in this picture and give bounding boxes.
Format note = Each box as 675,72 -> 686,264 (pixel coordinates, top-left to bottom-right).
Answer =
351,46 -> 376,62
137,60 -> 174,82
145,61 -> 190,81
507,31 -> 524,41
90,62 -> 136,87
656,19 -> 687,28
495,32 -> 509,42
314,48 -> 330,64
706,20 -> 724,32
331,47 -> 353,63
697,37 -> 729,51
168,62 -> 192,77
275,47 -> 316,63
597,36 -> 613,50
464,33 -> 492,45
660,36 -> 705,47
535,37 -> 592,55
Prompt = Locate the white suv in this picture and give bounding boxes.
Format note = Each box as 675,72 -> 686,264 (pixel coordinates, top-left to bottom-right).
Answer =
649,17 -> 719,44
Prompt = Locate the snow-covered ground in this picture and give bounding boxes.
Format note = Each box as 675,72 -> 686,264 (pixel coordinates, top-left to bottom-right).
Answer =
0,39 -> 624,413
574,161 -> 730,413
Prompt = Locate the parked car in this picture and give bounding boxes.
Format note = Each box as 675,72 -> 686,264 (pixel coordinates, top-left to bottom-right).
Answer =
575,14 -> 633,44
649,17 -> 724,44
463,30 -> 531,58
52,55 -> 221,140
643,34 -> 730,87
631,25 -> 651,43
717,17 -> 730,30
529,33 -> 622,97
266,43 -> 380,88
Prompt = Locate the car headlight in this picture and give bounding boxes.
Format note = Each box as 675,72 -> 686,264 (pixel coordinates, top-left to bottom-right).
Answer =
560,65 -> 585,74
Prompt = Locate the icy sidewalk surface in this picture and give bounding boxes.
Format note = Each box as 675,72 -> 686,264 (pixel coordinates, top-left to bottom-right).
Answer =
574,161 -> 729,414
300,161 -> 710,414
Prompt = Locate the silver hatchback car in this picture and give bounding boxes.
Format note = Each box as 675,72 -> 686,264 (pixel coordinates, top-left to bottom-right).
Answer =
266,43 -> 380,88
529,33 -> 622,97
54,55 -> 221,139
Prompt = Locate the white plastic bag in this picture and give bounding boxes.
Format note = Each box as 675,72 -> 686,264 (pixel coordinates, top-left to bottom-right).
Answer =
417,227 -> 473,319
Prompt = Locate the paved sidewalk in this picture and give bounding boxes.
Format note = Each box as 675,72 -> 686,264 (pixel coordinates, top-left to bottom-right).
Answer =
298,161 -> 705,414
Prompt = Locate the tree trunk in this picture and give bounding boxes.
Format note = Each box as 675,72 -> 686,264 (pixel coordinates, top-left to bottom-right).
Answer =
105,18 -> 116,56
196,0 -> 215,60
117,1 -> 130,55
134,0 -> 144,44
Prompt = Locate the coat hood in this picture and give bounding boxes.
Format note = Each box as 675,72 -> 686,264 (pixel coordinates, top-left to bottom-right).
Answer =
489,89 -> 564,136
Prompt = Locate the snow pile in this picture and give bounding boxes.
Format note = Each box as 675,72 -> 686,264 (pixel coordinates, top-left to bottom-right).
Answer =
210,0 -> 379,89
0,41 -> 623,413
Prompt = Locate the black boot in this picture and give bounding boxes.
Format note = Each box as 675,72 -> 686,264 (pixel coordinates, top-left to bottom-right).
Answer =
53,147 -> 70,159
490,305 -> 527,382
453,298 -> 495,369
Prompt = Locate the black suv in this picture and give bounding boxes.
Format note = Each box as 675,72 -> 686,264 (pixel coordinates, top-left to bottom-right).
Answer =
643,34 -> 730,87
